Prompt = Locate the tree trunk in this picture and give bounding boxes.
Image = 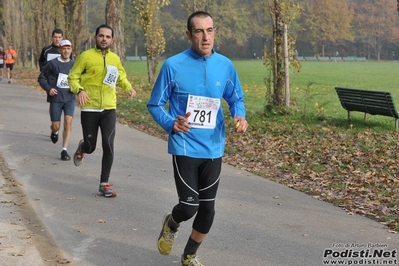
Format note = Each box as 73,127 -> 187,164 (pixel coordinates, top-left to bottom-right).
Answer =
147,59 -> 154,84
283,24 -> 290,107
106,0 -> 126,64
19,1 -> 27,66
63,0 -> 86,57
376,36 -> 381,61
272,0 -> 284,106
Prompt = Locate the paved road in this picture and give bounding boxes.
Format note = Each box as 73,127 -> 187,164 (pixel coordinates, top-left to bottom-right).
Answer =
0,81 -> 397,266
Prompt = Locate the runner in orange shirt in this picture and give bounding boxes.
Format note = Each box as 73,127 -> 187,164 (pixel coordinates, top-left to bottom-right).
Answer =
5,45 -> 17,83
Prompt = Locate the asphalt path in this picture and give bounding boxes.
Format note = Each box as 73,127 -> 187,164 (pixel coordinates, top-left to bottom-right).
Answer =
0,81 -> 397,266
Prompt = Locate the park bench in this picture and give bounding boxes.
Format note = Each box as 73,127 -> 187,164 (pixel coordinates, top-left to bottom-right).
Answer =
126,56 -> 141,61
355,57 -> 367,62
317,56 -> 330,61
304,56 -> 318,61
335,87 -> 399,130
330,56 -> 343,62
343,56 -> 356,62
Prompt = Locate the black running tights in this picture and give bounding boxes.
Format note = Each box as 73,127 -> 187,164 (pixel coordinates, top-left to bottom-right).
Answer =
80,110 -> 116,183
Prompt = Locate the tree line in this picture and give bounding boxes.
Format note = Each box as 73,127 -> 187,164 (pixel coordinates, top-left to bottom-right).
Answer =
0,0 -> 398,69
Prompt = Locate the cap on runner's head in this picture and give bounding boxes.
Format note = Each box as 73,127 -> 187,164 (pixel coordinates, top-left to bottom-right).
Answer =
59,40 -> 72,47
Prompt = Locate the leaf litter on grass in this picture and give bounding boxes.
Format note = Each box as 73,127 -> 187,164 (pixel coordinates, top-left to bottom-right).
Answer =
224,124 -> 399,232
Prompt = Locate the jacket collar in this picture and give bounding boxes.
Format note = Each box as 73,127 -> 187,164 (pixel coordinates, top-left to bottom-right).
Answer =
94,46 -> 110,55
188,47 -> 215,60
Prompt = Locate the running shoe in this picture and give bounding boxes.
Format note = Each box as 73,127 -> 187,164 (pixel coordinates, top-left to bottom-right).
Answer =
50,132 -> 58,144
73,139 -> 85,166
99,182 -> 117,197
158,213 -> 178,255
61,150 -> 70,161
181,253 -> 204,266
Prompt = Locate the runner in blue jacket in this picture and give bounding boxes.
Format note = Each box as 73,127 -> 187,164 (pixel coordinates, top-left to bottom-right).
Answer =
147,10 -> 248,266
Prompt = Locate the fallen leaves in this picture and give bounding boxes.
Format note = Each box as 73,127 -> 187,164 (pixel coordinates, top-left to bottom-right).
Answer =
224,125 -> 399,232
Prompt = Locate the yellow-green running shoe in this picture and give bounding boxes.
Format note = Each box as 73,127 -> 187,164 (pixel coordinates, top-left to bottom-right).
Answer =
158,213 -> 178,255
181,253 -> 204,266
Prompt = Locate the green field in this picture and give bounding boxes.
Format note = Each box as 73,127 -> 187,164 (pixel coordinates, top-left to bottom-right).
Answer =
123,60 -> 399,132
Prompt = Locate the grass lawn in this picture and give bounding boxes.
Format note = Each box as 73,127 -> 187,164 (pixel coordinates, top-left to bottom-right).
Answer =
124,60 -> 399,132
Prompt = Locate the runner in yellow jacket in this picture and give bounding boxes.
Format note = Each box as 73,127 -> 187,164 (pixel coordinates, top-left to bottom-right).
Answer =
68,24 -> 136,197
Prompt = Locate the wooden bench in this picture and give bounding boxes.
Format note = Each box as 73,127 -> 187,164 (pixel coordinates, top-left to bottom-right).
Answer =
317,56 -> 330,61
355,57 -> 367,62
304,56 -> 318,61
335,87 -> 399,130
126,56 -> 141,61
330,56 -> 343,62
343,56 -> 356,62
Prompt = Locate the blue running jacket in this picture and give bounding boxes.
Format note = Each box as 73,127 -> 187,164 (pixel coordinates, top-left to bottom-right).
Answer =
147,48 -> 246,159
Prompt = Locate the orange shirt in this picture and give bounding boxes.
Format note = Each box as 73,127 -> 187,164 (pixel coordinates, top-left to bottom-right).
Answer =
5,49 -> 17,64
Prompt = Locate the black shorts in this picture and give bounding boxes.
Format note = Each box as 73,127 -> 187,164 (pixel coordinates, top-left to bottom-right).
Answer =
171,156 -> 221,233
6,64 -> 13,70
173,156 -> 221,205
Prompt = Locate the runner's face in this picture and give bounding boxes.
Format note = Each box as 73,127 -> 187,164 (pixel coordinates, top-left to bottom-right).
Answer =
52,34 -> 63,46
95,28 -> 114,51
186,16 -> 215,57
59,46 -> 72,60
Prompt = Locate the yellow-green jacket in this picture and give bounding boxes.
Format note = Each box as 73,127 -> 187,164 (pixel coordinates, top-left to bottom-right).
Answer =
68,47 -> 132,110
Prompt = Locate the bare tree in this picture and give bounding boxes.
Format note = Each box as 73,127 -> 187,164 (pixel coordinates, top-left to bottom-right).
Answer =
106,0 -> 126,63
61,0 -> 87,57
4,1 -> 17,51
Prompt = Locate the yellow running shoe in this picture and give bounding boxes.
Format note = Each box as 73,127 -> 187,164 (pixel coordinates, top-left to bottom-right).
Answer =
158,213 -> 177,255
181,253 -> 204,266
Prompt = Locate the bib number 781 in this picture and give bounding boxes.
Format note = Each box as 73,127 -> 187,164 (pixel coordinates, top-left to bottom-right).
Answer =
186,94 -> 220,129
193,109 -> 212,124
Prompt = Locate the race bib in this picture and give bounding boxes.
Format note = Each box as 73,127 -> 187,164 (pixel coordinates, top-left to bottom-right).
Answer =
186,94 -> 220,129
56,73 -> 69,88
47,53 -> 60,61
6,53 -> 12,59
103,65 -> 119,88
0,59 -> 3,64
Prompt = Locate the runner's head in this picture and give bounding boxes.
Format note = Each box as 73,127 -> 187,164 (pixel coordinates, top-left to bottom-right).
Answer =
95,24 -> 114,53
51,29 -> 64,47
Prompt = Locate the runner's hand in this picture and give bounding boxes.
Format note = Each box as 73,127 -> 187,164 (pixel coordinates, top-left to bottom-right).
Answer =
77,90 -> 89,106
128,89 -> 137,99
173,112 -> 191,133
233,116 -> 248,133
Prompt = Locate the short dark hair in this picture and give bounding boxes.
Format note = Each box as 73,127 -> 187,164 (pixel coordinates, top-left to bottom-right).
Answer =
187,11 -> 212,33
52,29 -> 63,36
95,24 -> 114,38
